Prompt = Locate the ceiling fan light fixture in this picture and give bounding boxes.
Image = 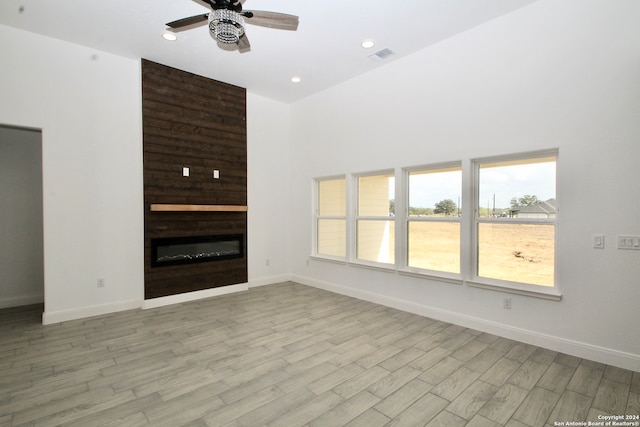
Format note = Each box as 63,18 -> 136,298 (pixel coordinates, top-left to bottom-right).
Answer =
209,10 -> 245,44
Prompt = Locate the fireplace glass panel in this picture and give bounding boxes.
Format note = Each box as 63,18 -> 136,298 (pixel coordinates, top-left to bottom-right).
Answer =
151,235 -> 243,267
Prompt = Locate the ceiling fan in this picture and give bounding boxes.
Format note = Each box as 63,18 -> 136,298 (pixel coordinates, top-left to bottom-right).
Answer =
166,0 -> 299,52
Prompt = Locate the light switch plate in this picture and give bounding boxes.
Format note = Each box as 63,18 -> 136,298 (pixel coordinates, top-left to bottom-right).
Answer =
182,167 -> 190,177
593,234 -> 605,249
213,170 -> 220,179
617,235 -> 640,250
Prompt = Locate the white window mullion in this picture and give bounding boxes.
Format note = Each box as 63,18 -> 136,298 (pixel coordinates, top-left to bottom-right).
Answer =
461,158 -> 475,282
394,167 -> 406,270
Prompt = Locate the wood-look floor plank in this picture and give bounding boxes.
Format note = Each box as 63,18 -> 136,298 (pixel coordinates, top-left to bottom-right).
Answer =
512,387 -> 561,427
373,378 -> 434,419
566,362 -> 605,397
536,362 -> 577,394
548,390 -> 593,425
591,378 -> 630,414
307,390 -> 380,427
427,410 -> 468,427
627,392 -> 640,415
507,360 -> 549,391
344,408 -> 391,427
1,282 -> 637,427
481,357 -> 525,387
386,392 -> 449,427
446,380 -> 499,420
266,390 -> 344,427
478,383 -> 530,425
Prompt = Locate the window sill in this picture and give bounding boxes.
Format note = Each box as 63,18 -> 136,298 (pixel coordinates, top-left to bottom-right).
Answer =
308,255 -> 397,273
466,279 -> 562,301
308,257 -> 560,301
348,260 -> 396,274
309,255 -> 348,265
398,269 -> 463,285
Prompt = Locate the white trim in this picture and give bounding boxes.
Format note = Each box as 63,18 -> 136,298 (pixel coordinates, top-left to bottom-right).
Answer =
42,298 -> 141,325
291,274 -> 640,372
0,294 -> 44,309
249,275 -> 290,288
142,283 -> 248,310
309,255 -> 348,265
398,269 -> 463,285
466,279 -> 562,301
348,260 -> 396,273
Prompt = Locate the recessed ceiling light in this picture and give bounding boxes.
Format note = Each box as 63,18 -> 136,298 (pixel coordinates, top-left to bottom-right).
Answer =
162,31 -> 177,41
361,40 -> 375,49
290,76 -> 301,83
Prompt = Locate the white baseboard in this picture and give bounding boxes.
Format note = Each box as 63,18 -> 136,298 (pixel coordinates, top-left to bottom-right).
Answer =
249,274 -> 291,288
291,274 -> 640,372
142,283 -> 248,310
43,299 -> 141,325
0,294 -> 44,309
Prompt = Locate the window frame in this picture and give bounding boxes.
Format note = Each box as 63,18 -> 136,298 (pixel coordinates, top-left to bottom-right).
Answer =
468,150 -> 561,300
400,162 -> 463,282
313,175 -> 348,262
352,169 -> 397,269
310,149 -> 561,301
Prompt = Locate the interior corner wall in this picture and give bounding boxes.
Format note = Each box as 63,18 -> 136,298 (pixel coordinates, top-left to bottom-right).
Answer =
0,25 -> 144,322
288,0 -> 640,371
246,93 -> 292,286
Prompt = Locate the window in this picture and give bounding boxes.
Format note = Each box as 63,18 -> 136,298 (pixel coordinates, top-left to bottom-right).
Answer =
406,165 -> 461,274
475,152 -> 557,288
312,149 -> 560,299
356,172 -> 395,264
315,177 -> 346,258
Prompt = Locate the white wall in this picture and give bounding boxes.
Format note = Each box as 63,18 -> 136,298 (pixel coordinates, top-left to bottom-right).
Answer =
0,25 -> 293,321
0,25 -> 144,322
0,126 -> 44,308
247,93 -> 292,286
288,0 -> 640,371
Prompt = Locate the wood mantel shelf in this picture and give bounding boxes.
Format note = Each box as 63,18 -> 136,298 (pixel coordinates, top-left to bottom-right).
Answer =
150,204 -> 248,212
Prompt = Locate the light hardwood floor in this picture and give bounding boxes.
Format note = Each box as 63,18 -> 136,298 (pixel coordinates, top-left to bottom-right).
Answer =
1,282 -> 638,426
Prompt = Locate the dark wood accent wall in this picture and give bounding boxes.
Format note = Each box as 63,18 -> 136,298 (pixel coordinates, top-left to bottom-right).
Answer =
142,59 -> 248,299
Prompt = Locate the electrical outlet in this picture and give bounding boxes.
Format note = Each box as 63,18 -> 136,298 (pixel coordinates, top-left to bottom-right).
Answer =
503,298 -> 512,310
265,259 -> 270,266
97,278 -> 105,288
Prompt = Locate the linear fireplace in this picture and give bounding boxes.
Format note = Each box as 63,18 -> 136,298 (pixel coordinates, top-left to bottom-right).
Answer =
151,234 -> 243,267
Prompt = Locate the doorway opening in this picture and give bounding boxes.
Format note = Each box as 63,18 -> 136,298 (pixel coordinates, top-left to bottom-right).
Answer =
0,124 -> 44,317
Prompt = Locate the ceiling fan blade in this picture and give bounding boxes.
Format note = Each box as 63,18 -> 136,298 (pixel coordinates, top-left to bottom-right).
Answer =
238,34 -> 251,53
166,14 -> 209,29
243,10 -> 299,31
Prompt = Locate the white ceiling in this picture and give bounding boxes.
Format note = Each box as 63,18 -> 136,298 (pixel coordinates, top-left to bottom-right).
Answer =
0,0 -> 538,103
